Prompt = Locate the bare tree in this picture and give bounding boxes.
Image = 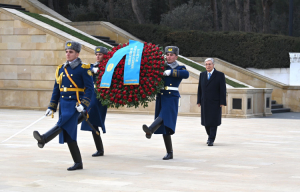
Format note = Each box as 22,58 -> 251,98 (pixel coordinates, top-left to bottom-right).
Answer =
244,0 -> 251,32
221,0 -> 228,31
131,0 -> 145,24
235,0 -> 243,31
262,0 -> 273,33
48,0 -> 54,10
109,0 -> 114,20
87,0 -> 94,12
211,0 -> 219,31
169,0 -> 173,12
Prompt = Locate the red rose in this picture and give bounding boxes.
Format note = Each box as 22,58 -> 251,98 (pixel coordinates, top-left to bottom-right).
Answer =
141,73 -> 145,76
146,81 -> 149,85
110,97 -> 114,101
130,91 -> 133,94
140,80 -> 145,84
149,56 -> 152,60
130,86 -> 134,89
159,51 -> 162,55
114,99 -> 118,103
135,89 -> 138,93
135,98 -> 139,101
109,93 -> 113,97
125,87 -> 128,90
162,61 -> 165,64
145,88 -> 149,92
105,90 -> 109,94
142,94 -> 146,98
140,90 -> 144,94
100,93 -> 104,97
97,89 -> 100,92
129,95 -> 133,98
134,94 -> 137,98
123,95 -> 127,99
122,91 -> 126,95
128,98 -> 132,102
113,84 -> 117,88
118,90 -> 121,94
117,75 -> 121,79
148,92 -> 151,95
158,78 -> 161,81
154,75 -> 158,78
119,100 -> 123,104
149,77 -> 153,81
118,85 -> 122,88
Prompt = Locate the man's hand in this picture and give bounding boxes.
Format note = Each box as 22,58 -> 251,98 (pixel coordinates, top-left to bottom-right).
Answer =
163,70 -> 171,76
92,67 -> 99,74
75,104 -> 84,112
197,103 -> 201,107
45,109 -> 53,116
220,105 -> 224,107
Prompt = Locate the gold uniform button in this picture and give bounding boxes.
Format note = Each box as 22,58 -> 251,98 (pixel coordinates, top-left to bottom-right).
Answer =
63,75 -> 65,77
71,74 -> 73,76
70,85 -> 72,87
169,92 -> 171,94
170,84 -> 172,86
62,96 -> 64,98
161,93 -> 163,95
69,96 -> 71,98
62,85 -> 64,87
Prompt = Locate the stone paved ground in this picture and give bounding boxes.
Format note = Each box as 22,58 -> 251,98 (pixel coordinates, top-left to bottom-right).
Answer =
0,109 -> 300,192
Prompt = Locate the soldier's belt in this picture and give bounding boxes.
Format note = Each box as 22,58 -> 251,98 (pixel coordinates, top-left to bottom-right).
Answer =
60,87 -> 85,92
161,86 -> 178,91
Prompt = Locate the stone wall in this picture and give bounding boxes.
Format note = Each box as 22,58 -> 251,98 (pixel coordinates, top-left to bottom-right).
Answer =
0,9 -> 94,110
189,57 -> 300,112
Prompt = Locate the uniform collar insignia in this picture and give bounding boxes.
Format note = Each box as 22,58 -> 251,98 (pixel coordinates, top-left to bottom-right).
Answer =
94,61 -> 100,67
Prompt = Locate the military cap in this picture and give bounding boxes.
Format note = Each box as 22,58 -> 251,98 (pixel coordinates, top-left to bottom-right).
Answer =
165,46 -> 179,56
95,46 -> 108,55
65,41 -> 81,53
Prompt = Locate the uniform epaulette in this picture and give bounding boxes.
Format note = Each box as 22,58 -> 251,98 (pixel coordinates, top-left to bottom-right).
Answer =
179,65 -> 186,70
81,63 -> 91,69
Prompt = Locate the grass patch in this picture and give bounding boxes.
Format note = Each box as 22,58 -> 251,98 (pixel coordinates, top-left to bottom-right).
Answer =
21,11 -> 112,49
178,57 -> 247,88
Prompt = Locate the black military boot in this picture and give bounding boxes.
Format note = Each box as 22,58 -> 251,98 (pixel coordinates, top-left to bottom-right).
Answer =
92,131 -> 104,157
67,141 -> 83,171
142,117 -> 163,139
33,125 -> 62,148
162,135 -> 173,160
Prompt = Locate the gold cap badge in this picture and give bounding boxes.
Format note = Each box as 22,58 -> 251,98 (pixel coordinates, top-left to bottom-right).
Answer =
168,48 -> 173,51
67,43 -> 72,47
96,48 -> 100,51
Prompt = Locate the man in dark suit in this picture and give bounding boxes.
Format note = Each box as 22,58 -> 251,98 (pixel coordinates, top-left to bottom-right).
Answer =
197,58 -> 226,146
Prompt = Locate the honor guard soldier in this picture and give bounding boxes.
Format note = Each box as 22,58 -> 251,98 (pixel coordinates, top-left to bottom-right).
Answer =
79,46 -> 108,157
142,46 -> 189,160
33,41 -> 94,171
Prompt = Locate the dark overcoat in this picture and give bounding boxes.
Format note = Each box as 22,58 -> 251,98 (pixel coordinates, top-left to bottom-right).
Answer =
197,69 -> 227,126
81,63 -> 107,133
154,65 -> 189,135
48,58 -> 94,144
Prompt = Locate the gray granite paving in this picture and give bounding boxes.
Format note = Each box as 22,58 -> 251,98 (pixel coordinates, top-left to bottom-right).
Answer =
0,109 -> 300,192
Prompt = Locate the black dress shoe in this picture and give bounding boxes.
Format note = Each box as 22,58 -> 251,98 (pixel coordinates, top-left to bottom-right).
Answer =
163,152 -> 173,160
67,162 -> 83,171
206,140 -> 210,144
92,151 -> 104,157
208,142 -> 214,146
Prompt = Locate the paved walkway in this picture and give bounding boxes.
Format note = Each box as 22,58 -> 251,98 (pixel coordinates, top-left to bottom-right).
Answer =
0,109 -> 300,192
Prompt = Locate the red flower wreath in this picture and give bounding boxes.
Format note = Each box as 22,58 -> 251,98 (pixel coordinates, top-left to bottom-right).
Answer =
95,42 -> 166,108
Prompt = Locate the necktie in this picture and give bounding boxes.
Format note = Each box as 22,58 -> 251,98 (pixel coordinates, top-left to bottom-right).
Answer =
208,72 -> 211,80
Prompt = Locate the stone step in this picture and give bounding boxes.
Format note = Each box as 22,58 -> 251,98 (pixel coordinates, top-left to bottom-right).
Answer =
271,108 -> 291,113
92,35 -> 119,47
0,4 -> 28,12
271,100 -> 276,104
271,104 -> 283,109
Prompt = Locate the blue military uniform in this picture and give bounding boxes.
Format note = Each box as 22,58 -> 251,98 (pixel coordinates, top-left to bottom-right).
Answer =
81,62 -> 107,133
154,64 -> 189,135
142,45 -> 189,160
48,58 -> 94,143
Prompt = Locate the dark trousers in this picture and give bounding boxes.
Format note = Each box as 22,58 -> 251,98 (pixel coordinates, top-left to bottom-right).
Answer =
205,126 -> 218,142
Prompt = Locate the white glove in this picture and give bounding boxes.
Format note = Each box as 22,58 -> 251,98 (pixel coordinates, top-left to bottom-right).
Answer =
45,109 -> 53,116
163,70 -> 171,76
92,67 -> 99,74
75,104 -> 84,112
